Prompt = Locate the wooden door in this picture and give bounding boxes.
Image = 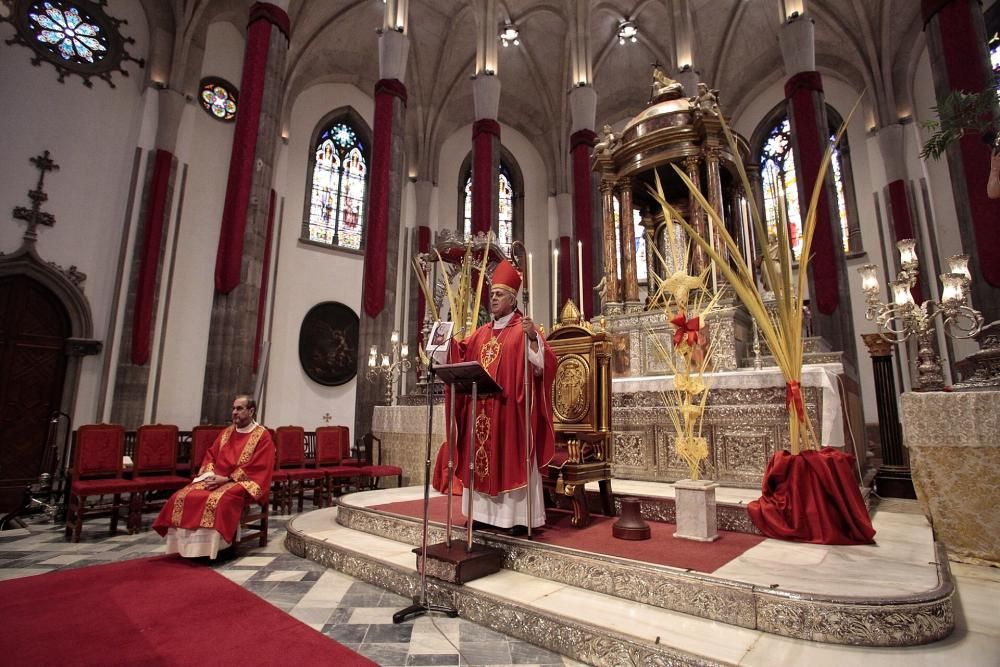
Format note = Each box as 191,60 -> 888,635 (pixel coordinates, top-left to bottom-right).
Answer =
0,276 -> 70,512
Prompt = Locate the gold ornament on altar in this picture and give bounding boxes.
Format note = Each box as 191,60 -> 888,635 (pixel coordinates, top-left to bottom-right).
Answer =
553,354 -> 590,423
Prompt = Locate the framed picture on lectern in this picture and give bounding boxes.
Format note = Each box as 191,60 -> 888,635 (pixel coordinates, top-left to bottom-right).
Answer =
426,321 -> 453,364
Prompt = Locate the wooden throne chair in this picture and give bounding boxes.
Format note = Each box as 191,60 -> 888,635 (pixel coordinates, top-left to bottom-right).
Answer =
544,301 -> 615,527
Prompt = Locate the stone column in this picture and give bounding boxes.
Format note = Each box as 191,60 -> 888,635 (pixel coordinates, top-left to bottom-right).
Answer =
923,0 -> 1000,322
862,334 -> 915,499
619,177 -> 640,310
111,88 -> 184,427
683,155 -> 707,274
780,14 -> 855,364
704,147 -> 728,292
570,85 -> 598,318
600,179 -> 621,313
471,74 -> 500,236
356,27 -> 410,440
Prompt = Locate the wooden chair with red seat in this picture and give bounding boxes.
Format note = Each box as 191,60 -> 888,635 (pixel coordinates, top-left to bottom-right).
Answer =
184,424 -> 226,477
130,424 -> 190,532
314,426 -> 364,506
357,432 -> 403,489
274,426 -> 326,514
65,424 -> 139,542
331,425 -> 365,467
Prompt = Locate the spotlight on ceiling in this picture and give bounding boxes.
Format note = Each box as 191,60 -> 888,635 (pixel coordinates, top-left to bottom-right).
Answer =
499,24 -> 519,47
617,20 -> 638,45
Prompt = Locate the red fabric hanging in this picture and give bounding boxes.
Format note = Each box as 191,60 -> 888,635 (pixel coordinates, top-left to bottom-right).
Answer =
747,448 -> 876,545
571,129 -> 597,318
887,179 -> 923,303
364,78 -> 407,318
929,0 -> 1000,287
785,71 -> 839,315
213,7 -> 283,294
253,189 -> 276,373
472,119 -> 501,235
131,148 -> 172,366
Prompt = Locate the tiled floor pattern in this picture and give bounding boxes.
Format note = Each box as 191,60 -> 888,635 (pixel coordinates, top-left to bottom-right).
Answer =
0,512 -> 584,667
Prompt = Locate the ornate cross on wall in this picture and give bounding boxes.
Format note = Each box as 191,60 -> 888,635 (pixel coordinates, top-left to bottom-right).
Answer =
322,412 -> 333,424
13,150 -> 59,243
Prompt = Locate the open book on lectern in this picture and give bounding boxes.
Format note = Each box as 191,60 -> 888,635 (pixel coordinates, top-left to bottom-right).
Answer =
433,361 -> 503,396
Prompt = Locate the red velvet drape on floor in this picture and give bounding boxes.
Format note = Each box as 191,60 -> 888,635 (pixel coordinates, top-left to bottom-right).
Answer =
131,148 -> 172,366
364,78 -> 408,318
924,0 -> 1000,287
214,3 -> 288,294
253,189 -> 276,373
472,119 -> 500,236
785,71 -> 838,315
748,448 -> 876,545
571,129 -> 597,318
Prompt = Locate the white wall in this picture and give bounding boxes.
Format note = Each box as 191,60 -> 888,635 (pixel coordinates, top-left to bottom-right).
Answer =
154,21 -> 244,426
263,83 -> 375,432
0,0 -> 149,424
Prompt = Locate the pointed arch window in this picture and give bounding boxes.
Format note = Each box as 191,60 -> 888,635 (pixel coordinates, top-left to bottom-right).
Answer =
304,117 -> 369,251
458,152 -> 523,255
758,116 -> 853,260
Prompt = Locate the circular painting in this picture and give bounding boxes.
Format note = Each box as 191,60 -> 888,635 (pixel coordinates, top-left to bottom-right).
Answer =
298,301 -> 359,386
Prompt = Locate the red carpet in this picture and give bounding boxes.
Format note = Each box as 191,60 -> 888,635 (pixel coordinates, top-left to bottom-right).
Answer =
373,495 -> 765,573
0,556 -> 375,667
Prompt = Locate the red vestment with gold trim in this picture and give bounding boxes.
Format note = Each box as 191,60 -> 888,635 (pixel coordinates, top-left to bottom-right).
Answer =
448,313 -> 556,496
153,425 -> 275,541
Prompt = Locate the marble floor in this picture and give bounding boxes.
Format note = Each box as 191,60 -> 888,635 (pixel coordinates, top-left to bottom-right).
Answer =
0,510 -> 585,667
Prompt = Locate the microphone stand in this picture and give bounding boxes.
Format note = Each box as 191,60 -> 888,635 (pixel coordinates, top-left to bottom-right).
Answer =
393,345 -> 458,624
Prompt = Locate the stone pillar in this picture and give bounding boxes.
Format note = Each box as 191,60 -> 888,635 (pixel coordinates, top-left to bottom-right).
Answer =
599,179 -> 621,313
619,177 -> 640,310
471,74 -> 500,236
923,0 -> 1000,322
110,88 -> 184,427
780,14 -> 855,365
570,85 -> 598,318
862,334 -> 915,499
356,28 -> 409,441
683,155 -> 707,274
704,147 -> 728,291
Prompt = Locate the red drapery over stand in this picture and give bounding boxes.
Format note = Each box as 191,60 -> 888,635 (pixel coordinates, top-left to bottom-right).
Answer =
364,78 -> 407,318
253,189 -> 276,373
571,129 -> 597,318
131,148 -> 172,366
214,3 -> 288,294
923,0 -> 1000,287
472,119 -> 501,236
785,71 -> 839,315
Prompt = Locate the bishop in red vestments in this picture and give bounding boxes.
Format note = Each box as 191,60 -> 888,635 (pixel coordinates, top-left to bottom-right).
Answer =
448,259 -> 556,533
153,395 -> 275,558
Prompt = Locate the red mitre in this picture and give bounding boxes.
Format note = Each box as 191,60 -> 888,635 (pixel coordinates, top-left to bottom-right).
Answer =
491,259 -> 522,296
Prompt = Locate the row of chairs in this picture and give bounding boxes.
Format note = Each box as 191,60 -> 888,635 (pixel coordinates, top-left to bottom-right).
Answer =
64,424 -> 402,543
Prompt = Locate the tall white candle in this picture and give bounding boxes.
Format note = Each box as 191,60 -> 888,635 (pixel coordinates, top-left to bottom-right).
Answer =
577,240 -> 585,319
552,247 -> 559,325
527,252 -> 534,321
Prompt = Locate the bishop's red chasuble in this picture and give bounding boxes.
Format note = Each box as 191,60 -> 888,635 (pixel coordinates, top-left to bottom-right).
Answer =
448,312 -> 556,496
153,425 -> 275,541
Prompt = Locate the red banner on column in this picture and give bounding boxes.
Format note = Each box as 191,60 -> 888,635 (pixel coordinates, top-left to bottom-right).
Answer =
472,119 -> 501,236
364,78 -> 408,318
131,148 -> 172,366
785,71 -> 838,315
571,129 -> 597,318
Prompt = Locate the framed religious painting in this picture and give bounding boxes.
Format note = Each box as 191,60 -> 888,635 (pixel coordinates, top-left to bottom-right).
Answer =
298,301 -> 359,386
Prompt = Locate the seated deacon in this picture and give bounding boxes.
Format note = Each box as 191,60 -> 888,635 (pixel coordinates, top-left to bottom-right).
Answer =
448,259 -> 556,536
153,395 -> 275,559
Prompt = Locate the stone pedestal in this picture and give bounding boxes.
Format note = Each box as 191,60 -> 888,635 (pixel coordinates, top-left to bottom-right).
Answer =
900,390 -> 1000,565
372,404 -> 446,487
673,479 -> 719,542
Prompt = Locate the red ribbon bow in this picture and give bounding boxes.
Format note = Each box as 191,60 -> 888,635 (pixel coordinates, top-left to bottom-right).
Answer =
785,380 -> 806,423
671,313 -> 700,347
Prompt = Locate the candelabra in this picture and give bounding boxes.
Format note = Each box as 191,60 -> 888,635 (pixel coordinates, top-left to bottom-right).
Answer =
366,330 -> 411,405
857,239 -> 983,391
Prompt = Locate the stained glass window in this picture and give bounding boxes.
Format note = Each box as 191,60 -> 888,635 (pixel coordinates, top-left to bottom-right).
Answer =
613,197 -> 647,283
307,121 -> 367,250
991,39 -> 1000,101
198,77 -> 237,122
28,1 -> 107,65
462,163 -> 517,254
760,116 -> 849,260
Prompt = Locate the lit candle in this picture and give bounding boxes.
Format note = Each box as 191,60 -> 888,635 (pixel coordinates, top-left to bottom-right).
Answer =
381,354 -> 390,369
946,254 -> 970,282
857,264 -> 880,295
390,330 -> 399,345
891,279 -> 915,308
940,273 -> 965,304
577,240 -> 585,319
552,247 -> 559,325
897,239 -> 918,267
400,343 -> 409,359
527,252 -> 534,321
